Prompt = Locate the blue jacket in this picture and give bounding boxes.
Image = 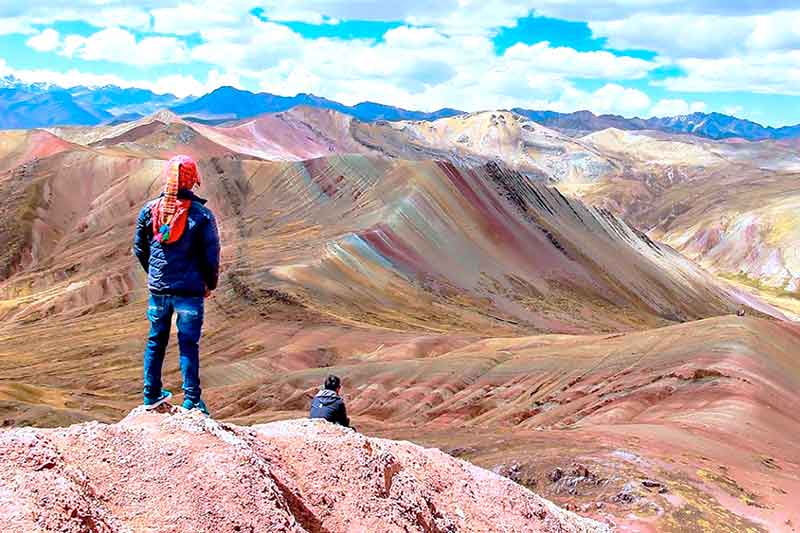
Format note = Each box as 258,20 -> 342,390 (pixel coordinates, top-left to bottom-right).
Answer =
309,389 -> 350,427
133,190 -> 220,297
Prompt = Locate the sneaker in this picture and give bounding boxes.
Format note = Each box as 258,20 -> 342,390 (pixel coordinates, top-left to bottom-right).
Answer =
143,389 -> 172,409
182,398 -> 210,416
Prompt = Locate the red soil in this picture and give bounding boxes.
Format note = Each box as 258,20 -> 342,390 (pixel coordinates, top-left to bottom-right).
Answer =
0,405 -> 608,532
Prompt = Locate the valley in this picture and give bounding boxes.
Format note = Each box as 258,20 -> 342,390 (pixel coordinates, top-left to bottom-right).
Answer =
1,107 -> 798,531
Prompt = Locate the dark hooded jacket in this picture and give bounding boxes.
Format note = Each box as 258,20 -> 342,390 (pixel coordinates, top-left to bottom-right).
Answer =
133,190 -> 220,297
309,389 -> 350,427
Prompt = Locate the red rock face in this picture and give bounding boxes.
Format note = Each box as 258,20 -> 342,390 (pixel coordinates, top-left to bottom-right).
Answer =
1,110 -> 799,530
0,406 -> 609,532
0,130 -> 77,175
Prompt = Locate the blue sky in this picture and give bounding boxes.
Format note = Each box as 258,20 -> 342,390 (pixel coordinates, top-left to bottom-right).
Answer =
0,1 -> 797,125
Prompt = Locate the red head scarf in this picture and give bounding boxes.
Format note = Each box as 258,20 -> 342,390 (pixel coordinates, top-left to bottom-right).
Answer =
151,155 -> 201,244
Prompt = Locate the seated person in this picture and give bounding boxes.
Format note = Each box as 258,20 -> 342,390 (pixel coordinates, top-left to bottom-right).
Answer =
309,374 -> 350,427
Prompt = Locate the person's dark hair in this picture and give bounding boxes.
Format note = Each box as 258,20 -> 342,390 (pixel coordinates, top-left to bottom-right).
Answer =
324,374 -> 341,391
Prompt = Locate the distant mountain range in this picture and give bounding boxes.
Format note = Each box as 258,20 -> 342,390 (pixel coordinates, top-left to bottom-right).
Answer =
171,85 -> 462,123
0,76 -> 181,129
513,109 -> 800,141
0,75 -> 798,141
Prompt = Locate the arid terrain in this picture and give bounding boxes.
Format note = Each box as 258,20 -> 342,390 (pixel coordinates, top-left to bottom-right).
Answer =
1,406 -> 608,532
2,108 -> 799,531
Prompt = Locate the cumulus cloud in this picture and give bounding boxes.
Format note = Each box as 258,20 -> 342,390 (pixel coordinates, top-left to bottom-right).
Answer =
574,8 -> 800,98
82,6 -> 153,31
746,12 -> 800,51
54,27 -> 190,66
0,16 -> 658,117
0,3 -> 155,32
151,1 -> 245,35
0,59 -> 225,98
6,0 -> 799,115
587,84 -> 651,115
503,41 -> 654,79
383,26 -> 449,49
2,1 -> 798,40
251,0 -> 796,36
589,14 -> 755,59
405,0 -> 533,36
191,19 -> 305,70
26,28 -> 61,52
588,11 -> 800,59
530,1 -> 800,22
658,51 -> 800,96
0,62 -> 140,91
0,17 -> 36,35
255,0 -> 531,35
179,10 -> 659,116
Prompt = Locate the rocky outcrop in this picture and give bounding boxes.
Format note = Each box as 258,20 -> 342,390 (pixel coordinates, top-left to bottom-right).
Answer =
0,406 -> 609,532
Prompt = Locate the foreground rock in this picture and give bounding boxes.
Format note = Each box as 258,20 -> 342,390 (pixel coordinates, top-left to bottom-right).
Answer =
0,406 -> 608,532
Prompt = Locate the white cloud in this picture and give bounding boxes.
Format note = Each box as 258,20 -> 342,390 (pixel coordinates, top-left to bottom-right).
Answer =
590,14 -> 754,59
260,5 -> 331,25
62,35 -> 85,58
383,26 -> 448,48
141,69 -> 243,97
650,98 -> 706,117
258,61 -> 321,96
149,74 -> 210,98
0,58 -> 218,98
56,27 -> 189,66
256,54 -> 653,116
405,0 -> 532,36
253,0 -> 531,35
220,1 -> 800,36
0,63 -> 140,91
0,1 -> 796,41
587,83 -> 651,115
575,8 -> 800,99
26,28 -> 60,52
186,12 -> 658,115
0,3 -> 155,33
6,0 -> 799,116
746,12 -> 800,51
503,41 -> 654,79
151,2 -> 245,35
658,51 -> 800,96
191,19 -> 304,70
531,1 -> 798,22
1,27 -> 654,115
85,7 -> 153,31
0,17 -> 35,35
589,10 -> 800,59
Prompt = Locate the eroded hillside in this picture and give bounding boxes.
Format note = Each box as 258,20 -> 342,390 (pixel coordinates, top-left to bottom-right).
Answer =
1,110 -> 798,530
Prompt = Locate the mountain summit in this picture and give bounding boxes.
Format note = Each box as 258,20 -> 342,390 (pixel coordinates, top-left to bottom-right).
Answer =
0,405 -> 608,532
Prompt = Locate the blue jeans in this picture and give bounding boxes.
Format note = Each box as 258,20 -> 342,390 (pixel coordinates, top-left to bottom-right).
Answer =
143,294 -> 204,402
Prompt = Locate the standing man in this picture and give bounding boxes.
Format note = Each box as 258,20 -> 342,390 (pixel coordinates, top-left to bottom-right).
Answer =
133,155 -> 220,416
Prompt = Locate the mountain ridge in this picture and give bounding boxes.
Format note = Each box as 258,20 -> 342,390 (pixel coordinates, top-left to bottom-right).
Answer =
171,85 -> 463,123
1,76 -> 796,140
0,405 -> 609,532
514,108 -> 800,140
